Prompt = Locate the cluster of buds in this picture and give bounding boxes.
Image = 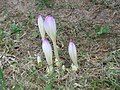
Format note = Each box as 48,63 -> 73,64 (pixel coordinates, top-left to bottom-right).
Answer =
38,15 -> 60,74
44,16 -> 60,67
37,15 -> 78,73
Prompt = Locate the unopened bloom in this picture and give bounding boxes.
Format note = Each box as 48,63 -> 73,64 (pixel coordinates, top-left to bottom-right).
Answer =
37,54 -> 42,64
68,41 -> 78,71
38,15 -> 45,39
62,65 -> 65,71
44,16 -> 56,41
42,39 -> 53,73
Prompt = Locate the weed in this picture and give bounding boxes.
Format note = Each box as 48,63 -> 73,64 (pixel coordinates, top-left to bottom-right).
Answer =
10,23 -> 21,34
9,23 -> 23,41
0,68 -> 6,90
44,73 -> 56,90
0,28 -> 4,40
94,25 -> 110,35
35,0 -> 54,10
12,83 -> 24,90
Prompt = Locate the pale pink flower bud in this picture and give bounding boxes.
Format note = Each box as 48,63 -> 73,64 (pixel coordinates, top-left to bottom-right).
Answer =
44,16 -> 56,41
42,39 -> 53,73
68,41 -> 78,69
38,15 -> 45,39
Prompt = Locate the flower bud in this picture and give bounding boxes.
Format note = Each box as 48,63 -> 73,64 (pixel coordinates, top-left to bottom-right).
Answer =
68,41 -> 78,70
37,54 -> 42,64
42,39 -> 53,73
62,65 -> 65,71
44,16 -> 56,41
38,15 -> 45,39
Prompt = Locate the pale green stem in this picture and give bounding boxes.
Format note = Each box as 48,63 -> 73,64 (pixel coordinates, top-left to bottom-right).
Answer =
47,65 -> 53,74
52,39 -> 60,67
16,34 -> 20,41
74,60 -> 78,68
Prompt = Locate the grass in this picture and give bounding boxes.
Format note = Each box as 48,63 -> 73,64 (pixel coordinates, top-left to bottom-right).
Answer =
94,24 -> 110,35
0,0 -> 120,90
35,0 -> 54,10
0,68 -> 6,90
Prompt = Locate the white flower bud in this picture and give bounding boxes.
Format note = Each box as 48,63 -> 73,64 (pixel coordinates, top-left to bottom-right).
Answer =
42,39 -> 53,73
38,15 -> 45,39
37,54 -> 42,64
62,65 -> 65,71
68,41 -> 78,70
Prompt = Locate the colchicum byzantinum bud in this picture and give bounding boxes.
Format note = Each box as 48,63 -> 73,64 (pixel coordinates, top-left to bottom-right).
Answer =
37,54 -> 43,67
38,15 -> 45,39
44,16 -> 60,66
44,16 -> 56,41
42,39 -> 53,74
37,54 -> 42,64
68,41 -> 78,71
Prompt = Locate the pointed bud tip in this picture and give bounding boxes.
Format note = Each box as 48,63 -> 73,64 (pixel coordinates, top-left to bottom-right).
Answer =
69,39 -> 75,44
45,15 -> 55,22
38,14 -> 41,18
37,15 -> 43,21
69,41 -> 75,46
70,39 -> 73,42
42,38 -> 48,42
36,14 -> 42,22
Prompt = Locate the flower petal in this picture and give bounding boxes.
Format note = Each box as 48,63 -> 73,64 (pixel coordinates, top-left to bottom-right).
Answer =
38,15 -> 45,39
42,39 -> 53,66
44,16 -> 56,41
